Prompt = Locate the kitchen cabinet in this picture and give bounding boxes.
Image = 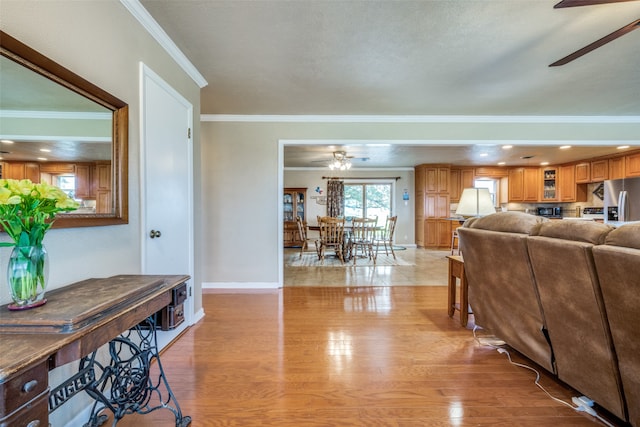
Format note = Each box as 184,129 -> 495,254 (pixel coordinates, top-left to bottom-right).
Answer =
425,166 -> 449,193
508,167 -> 538,202
474,166 -> 509,177
450,168 -> 474,202
95,162 -> 112,214
283,188 -> 306,247
74,164 -> 92,198
559,164 -> 587,202
415,166 -> 426,246
626,152 -> 640,177
575,162 -> 590,183
449,169 -> 460,202
425,219 -> 451,247
590,160 -> 608,182
38,163 -> 75,174
416,164 -> 450,248
541,167 -> 558,202
609,157 -> 625,180
1,162 -> 40,182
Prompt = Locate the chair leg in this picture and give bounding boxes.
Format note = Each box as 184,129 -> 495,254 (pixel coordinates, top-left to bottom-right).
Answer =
388,240 -> 396,260
299,240 -> 307,258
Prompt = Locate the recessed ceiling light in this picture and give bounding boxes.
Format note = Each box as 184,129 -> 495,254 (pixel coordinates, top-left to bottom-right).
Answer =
617,145 -> 630,149
498,162 -> 506,166
540,161 -> 549,166
479,153 -> 488,157
502,145 -> 513,150
560,145 -> 571,150
37,157 -> 48,161
40,148 -> 51,152
1,140 -> 14,144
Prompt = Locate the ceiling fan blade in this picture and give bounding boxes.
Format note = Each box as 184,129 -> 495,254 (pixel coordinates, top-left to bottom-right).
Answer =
555,0 -> 638,7
549,19 -> 640,66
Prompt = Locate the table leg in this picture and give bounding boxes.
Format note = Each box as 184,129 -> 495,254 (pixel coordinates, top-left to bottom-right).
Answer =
460,269 -> 469,327
78,317 -> 191,426
447,262 -> 456,317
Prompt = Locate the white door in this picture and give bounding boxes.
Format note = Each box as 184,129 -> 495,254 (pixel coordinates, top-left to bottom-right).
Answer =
140,64 -> 194,345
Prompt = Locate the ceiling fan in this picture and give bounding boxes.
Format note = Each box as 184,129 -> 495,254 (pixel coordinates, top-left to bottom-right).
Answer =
550,0 -> 640,66
312,151 -> 369,170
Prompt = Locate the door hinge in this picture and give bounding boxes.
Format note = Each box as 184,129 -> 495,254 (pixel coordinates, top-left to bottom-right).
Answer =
189,286 -> 192,297
188,128 -> 191,139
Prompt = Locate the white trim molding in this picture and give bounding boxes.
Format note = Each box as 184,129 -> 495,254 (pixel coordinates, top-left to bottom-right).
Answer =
202,282 -> 281,290
121,0 -> 208,88
202,114 -> 640,124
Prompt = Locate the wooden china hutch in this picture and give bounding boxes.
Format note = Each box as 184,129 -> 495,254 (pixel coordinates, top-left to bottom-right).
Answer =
283,188 -> 307,247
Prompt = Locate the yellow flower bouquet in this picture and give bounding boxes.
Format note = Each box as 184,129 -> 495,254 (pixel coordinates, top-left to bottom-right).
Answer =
0,179 -> 79,309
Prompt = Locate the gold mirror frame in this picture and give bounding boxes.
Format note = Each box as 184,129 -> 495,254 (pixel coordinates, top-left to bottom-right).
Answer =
0,31 -> 128,228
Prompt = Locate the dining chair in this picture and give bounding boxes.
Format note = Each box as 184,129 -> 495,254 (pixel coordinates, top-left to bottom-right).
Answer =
372,216 -> 398,262
295,215 -> 318,259
351,217 -> 376,265
317,216 -> 346,264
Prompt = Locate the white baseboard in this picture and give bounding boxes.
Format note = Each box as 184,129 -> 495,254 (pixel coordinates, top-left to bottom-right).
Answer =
192,307 -> 205,324
202,282 -> 280,291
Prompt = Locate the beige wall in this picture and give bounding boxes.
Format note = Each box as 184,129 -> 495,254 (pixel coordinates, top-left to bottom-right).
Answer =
1,2 -> 201,425
200,118 -> 639,287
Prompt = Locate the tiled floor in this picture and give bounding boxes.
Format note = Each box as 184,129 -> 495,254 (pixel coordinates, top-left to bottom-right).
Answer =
283,246 -> 451,287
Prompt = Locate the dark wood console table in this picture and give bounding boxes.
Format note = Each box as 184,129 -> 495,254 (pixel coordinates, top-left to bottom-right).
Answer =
0,275 -> 191,426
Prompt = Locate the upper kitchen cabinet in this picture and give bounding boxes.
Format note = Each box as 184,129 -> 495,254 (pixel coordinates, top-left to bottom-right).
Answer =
450,168 -> 474,203
575,162 -> 590,184
609,157 -> 625,180
425,166 -> 450,193
540,167 -> 558,202
508,167 -> 539,202
559,164 -> 587,202
626,152 -> 640,177
590,160 -> 609,182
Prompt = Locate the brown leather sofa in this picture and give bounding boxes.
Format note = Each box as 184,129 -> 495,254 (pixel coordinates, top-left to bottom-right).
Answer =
458,213 -> 637,425
528,220 -> 624,420
458,212 -> 554,373
593,223 -> 640,427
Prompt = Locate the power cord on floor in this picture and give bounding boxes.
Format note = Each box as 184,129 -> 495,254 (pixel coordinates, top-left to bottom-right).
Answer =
472,327 -> 615,427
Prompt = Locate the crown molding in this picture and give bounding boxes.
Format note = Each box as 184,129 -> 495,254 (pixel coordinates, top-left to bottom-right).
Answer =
202,114 -> 640,124
0,110 -> 112,120
120,0 -> 208,88
0,134 -> 111,142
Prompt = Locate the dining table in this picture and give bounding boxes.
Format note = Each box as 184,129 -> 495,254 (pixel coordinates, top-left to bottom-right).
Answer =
307,222 -> 382,262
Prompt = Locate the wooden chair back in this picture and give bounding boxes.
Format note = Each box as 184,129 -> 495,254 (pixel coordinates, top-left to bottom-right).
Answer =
318,216 -> 345,246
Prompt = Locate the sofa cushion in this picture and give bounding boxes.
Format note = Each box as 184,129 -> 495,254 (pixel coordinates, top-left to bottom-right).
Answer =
464,211 -> 547,234
604,222 -> 640,250
531,220 -> 613,245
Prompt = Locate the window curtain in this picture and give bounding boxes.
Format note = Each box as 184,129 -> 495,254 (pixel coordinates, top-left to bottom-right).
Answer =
327,180 -> 344,217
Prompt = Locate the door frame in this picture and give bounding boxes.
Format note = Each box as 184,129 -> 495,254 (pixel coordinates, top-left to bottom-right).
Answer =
139,62 -> 195,327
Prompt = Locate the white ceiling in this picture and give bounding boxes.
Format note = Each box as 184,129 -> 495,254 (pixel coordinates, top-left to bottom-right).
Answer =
138,0 -> 640,167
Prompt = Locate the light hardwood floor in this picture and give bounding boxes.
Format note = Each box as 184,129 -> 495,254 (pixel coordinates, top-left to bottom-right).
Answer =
284,247 -> 451,287
115,251 -> 620,426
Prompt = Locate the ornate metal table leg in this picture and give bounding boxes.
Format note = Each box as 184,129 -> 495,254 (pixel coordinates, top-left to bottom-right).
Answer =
77,316 -> 191,426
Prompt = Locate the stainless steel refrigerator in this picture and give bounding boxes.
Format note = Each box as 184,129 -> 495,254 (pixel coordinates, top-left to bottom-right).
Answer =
604,177 -> 640,223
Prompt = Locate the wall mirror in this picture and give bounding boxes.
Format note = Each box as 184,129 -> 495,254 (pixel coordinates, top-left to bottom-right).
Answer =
0,31 -> 128,227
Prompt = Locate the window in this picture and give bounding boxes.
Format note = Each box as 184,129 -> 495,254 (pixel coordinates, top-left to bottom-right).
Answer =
474,179 -> 497,206
56,175 -> 76,199
344,182 -> 392,224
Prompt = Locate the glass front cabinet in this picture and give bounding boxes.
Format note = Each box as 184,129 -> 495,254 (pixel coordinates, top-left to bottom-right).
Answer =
283,188 -> 307,247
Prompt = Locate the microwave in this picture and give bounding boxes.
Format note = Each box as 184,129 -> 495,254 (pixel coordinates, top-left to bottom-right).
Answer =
537,207 -> 562,218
